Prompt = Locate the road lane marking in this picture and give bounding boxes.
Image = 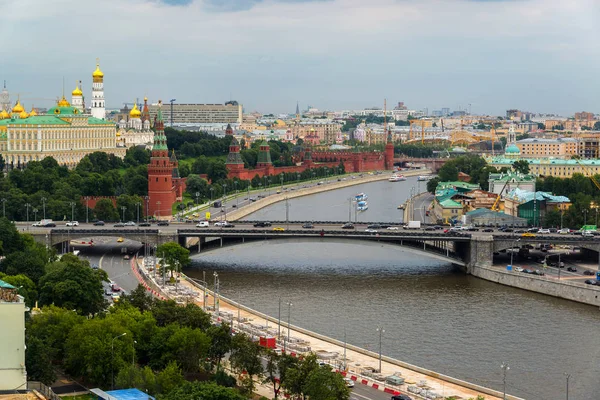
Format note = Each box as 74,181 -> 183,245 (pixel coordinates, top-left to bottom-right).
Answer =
351,392 -> 377,400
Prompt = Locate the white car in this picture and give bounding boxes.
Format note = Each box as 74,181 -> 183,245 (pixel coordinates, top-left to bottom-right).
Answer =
558,228 -> 570,234
365,229 -> 378,233
537,229 -> 550,234
66,221 -> 79,227
196,221 -> 209,227
344,378 -> 355,388
214,221 -> 229,227
387,226 -> 399,230
513,267 -> 524,272
31,222 -> 41,227
124,221 -> 136,226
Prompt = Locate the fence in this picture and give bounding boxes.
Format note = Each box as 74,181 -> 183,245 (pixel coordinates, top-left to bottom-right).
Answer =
28,381 -> 61,400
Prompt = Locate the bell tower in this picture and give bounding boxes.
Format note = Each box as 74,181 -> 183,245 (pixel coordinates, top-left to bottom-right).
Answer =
91,59 -> 105,119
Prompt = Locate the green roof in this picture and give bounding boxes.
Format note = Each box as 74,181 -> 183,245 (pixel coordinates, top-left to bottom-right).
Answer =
489,172 -> 536,182
0,115 -> 70,125
47,106 -> 80,115
505,144 -> 520,154
439,198 -> 462,208
0,279 -> 16,289
487,156 -> 600,166
88,117 -> 114,125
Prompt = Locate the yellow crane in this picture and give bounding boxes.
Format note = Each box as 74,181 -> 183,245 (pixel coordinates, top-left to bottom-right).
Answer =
574,157 -> 600,191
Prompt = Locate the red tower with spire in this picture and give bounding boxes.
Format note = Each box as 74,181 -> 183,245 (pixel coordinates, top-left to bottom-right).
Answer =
147,101 -> 186,219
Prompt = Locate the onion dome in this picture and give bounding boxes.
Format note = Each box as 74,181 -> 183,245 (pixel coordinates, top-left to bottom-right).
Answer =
116,131 -> 121,137
12,100 -> 24,113
129,103 -> 141,118
0,110 -> 8,119
92,61 -> 104,81
72,84 -> 83,96
505,144 -> 520,154
19,110 -> 29,119
57,96 -> 71,107
29,106 -> 37,116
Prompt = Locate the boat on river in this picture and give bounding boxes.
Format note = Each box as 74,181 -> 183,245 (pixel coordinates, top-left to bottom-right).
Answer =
397,204 -> 405,210
355,193 -> 368,201
357,201 -> 368,211
417,175 -> 431,181
389,174 -> 407,182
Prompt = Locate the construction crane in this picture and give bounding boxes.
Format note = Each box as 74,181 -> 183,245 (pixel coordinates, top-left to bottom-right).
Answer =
574,156 -> 600,191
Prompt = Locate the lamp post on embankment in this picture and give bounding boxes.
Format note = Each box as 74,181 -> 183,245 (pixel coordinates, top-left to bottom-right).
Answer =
501,362 -> 510,400
376,326 -> 385,373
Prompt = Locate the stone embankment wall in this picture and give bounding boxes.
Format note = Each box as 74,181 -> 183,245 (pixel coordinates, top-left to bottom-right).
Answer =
226,169 -> 430,221
471,265 -> 600,307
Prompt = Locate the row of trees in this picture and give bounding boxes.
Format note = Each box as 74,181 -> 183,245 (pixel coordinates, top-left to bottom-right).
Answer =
426,155 -> 510,193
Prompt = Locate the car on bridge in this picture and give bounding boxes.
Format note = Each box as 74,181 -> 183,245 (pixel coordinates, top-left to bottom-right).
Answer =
139,222 -> 151,227
114,222 -> 125,227
302,223 -> 314,229
157,221 -> 169,226
93,220 -> 105,226
124,221 -> 136,226
253,221 -> 272,227
66,221 -> 79,227
215,221 -> 233,227
387,226 -> 399,230
522,232 -> 536,238
341,223 -> 354,229
196,221 -> 209,227
117,237 -> 124,243
273,227 -> 285,232
367,224 -> 382,230
365,229 -> 378,233
537,228 -> 550,234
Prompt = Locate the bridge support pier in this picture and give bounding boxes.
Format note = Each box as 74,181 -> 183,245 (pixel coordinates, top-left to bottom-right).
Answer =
466,235 -> 494,273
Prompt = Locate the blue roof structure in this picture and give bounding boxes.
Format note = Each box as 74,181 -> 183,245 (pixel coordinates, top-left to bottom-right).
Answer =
90,388 -> 155,400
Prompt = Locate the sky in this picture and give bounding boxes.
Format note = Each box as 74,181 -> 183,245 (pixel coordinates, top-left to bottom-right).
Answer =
2,0 -> 599,116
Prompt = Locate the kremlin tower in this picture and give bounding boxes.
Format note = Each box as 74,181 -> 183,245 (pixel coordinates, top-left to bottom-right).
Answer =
91,60 -> 105,119
147,101 -> 186,219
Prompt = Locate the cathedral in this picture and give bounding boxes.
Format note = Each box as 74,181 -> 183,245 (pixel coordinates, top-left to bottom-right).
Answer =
0,61 -> 124,168
116,97 -> 154,149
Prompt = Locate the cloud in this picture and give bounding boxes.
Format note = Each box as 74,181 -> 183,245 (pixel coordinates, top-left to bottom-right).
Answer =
1,0 -> 599,115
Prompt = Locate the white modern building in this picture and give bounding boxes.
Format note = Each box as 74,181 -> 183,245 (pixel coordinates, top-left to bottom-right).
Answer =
0,280 -> 27,391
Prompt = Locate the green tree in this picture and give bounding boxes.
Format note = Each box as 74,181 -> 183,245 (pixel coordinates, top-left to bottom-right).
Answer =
159,381 -> 244,400
122,284 -> 154,312
156,242 -> 191,280
94,198 -> 119,221
229,333 -> 264,394
264,351 -> 298,399
207,324 -> 233,371
124,147 -> 151,167
155,360 -> 185,395
25,336 -> 57,385
303,365 -> 350,400
284,353 -> 320,399
185,175 -> 209,198
167,326 -> 210,373
116,365 -> 157,394
38,253 -> 108,315
512,160 -> 530,174
150,301 -> 211,330
207,160 -> 229,182
0,272 -> 38,307
0,218 -> 24,256
427,177 -> 441,194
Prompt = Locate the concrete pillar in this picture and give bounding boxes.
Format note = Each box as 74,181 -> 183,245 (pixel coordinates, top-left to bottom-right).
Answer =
467,235 -> 494,273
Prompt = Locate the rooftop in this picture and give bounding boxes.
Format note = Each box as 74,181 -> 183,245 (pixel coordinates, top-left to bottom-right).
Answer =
506,188 -> 570,203
487,156 -> 600,166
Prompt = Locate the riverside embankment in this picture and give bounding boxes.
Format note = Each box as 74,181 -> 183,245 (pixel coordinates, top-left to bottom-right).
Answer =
133,256 -> 517,400
225,169 -> 430,222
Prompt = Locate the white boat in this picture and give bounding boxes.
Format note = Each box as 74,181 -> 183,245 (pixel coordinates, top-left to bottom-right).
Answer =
389,174 -> 407,182
357,201 -> 368,211
397,204 -> 405,210
355,193 -> 368,201
417,175 -> 430,181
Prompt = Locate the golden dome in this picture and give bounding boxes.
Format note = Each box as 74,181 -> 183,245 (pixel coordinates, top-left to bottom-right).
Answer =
19,110 -> 29,119
29,106 -> 37,116
129,103 -> 141,118
116,131 -> 121,137
57,96 -> 71,107
92,61 -> 104,81
1,110 -> 9,119
144,96 -> 148,102
12,100 -> 24,113
72,84 -> 83,96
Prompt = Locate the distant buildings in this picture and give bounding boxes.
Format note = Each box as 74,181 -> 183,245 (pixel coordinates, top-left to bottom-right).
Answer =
149,101 -> 242,125
0,280 -> 27,391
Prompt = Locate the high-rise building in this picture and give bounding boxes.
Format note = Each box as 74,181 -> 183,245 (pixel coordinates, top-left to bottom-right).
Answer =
90,61 -> 105,120
148,102 -> 242,125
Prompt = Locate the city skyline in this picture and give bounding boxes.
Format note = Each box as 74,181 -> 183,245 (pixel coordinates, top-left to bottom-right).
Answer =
3,0 -> 598,115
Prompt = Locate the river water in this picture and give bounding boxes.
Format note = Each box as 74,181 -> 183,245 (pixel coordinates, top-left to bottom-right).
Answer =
185,179 -> 600,399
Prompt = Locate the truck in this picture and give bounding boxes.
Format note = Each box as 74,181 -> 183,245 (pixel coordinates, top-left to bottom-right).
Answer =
404,221 -> 421,229
38,219 -> 55,227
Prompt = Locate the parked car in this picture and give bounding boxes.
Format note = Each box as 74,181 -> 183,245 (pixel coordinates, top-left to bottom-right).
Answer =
567,266 -> 577,272
93,220 -> 105,226
253,221 -> 272,227
341,223 -> 355,229
66,221 -> 79,227
105,288 -> 113,296
391,395 -> 413,400
585,279 -> 595,285
302,223 -> 314,229
112,293 -> 120,303
157,221 -> 169,226
522,269 -> 533,274
513,267 -> 524,272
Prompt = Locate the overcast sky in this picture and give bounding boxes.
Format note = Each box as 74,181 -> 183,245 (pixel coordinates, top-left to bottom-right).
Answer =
2,0 -> 599,115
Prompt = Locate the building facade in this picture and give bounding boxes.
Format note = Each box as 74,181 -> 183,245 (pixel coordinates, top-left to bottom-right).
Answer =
0,280 -> 27,391
147,102 -> 186,219
90,61 -> 105,120
149,102 -> 242,125
117,98 -> 154,148
487,156 -> 600,178
516,138 -> 578,159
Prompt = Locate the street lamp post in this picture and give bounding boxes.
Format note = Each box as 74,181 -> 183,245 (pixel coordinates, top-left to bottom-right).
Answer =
592,202 -> 599,226
195,192 -> 200,208
121,206 -> 127,222
510,238 -> 520,267
501,363 -> 510,400
85,196 -> 90,224
285,197 -> 290,229
277,297 -> 282,341
286,301 -> 292,353
25,203 -> 31,223
210,187 -> 214,203
565,373 -> 570,400
111,332 -> 127,390
41,197 -> 47,220
376,327 -> 385,373
33,208 -> 38,223
69,201 -> 75,223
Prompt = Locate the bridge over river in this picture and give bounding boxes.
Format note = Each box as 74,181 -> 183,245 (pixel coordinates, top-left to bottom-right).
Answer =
28,222 -> 600,272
